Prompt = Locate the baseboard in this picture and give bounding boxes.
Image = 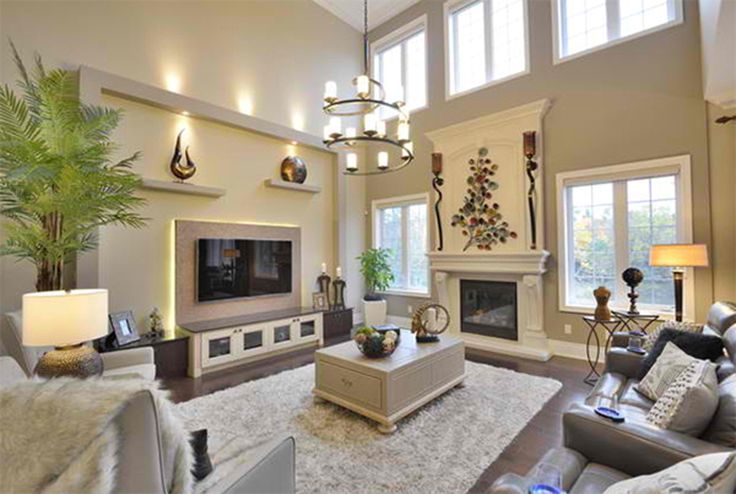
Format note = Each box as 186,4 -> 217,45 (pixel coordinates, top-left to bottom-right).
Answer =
549,339 -> 602,362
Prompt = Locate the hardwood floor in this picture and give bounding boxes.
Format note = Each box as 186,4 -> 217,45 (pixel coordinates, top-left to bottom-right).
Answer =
162,336 -> 595,493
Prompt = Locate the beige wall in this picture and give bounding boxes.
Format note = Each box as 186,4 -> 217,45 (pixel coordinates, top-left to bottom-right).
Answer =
0,1 -> 362,330
367,0 -> 726,343
707,103 -> 736,303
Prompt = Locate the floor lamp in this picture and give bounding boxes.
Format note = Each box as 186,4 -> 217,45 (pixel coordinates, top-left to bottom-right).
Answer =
649,244 -> 709,322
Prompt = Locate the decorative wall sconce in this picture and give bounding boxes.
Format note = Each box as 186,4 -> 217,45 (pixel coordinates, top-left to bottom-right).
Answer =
431,153 -> 444,251
170,129 -> 197,182
523,131 -> 538,250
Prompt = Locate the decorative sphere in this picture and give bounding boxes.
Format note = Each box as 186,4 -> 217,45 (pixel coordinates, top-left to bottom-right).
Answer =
280,156 -> 307,183
622,267 -> 644,288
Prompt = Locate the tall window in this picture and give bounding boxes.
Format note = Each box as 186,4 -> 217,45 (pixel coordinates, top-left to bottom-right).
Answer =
557,156 -> 692,315
446,0 -> 528,97
372,16 -> 427,118
554,0 -> 683,61
372,194 -> 430,296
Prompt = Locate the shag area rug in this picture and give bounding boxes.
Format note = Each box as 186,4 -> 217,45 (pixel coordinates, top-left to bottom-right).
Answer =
177,361 -> 562,494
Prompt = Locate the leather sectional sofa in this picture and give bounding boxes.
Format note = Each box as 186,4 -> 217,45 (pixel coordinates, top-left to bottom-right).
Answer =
490,302 -> 736,493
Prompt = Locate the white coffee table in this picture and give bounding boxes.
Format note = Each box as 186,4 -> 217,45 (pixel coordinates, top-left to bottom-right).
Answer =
313,330 -> 466,434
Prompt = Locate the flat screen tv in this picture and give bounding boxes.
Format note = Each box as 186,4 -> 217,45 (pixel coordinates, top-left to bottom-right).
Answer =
197,238 -> 292,302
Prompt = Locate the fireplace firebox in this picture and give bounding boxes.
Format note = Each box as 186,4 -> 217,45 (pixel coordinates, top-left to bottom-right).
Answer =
460,280 -> 518,340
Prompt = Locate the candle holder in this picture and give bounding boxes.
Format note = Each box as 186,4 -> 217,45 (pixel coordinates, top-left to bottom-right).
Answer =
431,153 -> 444,251
332,276 -> 346,310
317,270 -> 331,306
523,131 -> 538,250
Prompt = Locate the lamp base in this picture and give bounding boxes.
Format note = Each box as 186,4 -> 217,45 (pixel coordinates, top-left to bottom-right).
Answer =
34,344 -> 104,379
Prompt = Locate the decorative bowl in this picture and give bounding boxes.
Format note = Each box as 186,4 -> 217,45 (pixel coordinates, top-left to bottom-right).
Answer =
354,326 -> 399,358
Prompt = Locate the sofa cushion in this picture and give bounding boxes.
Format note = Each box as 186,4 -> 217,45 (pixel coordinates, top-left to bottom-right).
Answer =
704,302 -> 736,336
619,379 -> 654,411
644,320 -> 703,352
646,359 -> 719,436
570,464 -> 630,494
638,329 -> 724,381
702,375 -> 736,448
585,372 -> 627,407
637,342 -> 698,401
602,452 -> 736,493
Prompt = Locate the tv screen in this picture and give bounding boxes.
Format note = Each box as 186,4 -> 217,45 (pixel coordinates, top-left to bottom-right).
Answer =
197,238 -> 292,302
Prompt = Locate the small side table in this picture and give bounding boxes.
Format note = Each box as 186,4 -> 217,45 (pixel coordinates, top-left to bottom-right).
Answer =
581,316 -> 623,386
612,310 -> 660,334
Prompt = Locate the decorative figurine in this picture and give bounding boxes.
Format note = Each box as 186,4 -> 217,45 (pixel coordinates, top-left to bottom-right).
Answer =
332,267 -> 346,310
593,286 -> 612,321
280,156 -> 308,184
431,153 -> 444,251
450,148 -> 517,251
411,303 -> 450,343
148,307 -> 164,335
523,131 -> 539,250
170,129 -> 197,182
622,267 -> 644,314
317,262 -> 331,305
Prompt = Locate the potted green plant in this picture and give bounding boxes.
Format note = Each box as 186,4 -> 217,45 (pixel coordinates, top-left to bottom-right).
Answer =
357,247 -> 394,327
0,44 -> 147,291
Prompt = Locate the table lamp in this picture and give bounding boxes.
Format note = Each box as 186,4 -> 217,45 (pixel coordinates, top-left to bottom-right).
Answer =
649,244 -> 709,322
23,289 -> 109,378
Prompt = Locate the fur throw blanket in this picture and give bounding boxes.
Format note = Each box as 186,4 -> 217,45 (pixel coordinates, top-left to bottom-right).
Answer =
0,378 -> 192,494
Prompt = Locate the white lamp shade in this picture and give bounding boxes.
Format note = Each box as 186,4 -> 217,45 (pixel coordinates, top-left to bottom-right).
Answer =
649,244 -> 709,268
23,289 -> 109,347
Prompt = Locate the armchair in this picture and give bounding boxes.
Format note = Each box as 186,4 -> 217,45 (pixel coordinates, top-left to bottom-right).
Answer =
2,311 -> 156,380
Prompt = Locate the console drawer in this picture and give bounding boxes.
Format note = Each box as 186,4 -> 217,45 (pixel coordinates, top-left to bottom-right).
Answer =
318,361 -> 382,409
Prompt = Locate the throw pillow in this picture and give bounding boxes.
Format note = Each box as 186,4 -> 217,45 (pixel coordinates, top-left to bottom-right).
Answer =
702,375 -> 736,448
637,342 -> 698,401
602,452 -> 736,494
643,320 -> 704,352
646,359 -> 719,436
638,328 -> 724,380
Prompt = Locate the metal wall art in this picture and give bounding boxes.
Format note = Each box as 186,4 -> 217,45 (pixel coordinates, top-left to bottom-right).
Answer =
280,156 -> 308,184
431,153 -> 444,251
523,131 -> 538,250
450,148 -> 517,251
170,129 -> 197,182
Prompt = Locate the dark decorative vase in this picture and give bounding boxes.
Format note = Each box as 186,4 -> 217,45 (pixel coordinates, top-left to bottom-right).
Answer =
280,156 -> 307,184
622,267 -> 644,314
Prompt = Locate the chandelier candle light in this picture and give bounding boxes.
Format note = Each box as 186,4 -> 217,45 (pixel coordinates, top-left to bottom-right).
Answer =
321,0 -> 414,175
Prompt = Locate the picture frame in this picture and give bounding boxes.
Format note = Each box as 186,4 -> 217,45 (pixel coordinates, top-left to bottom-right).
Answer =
109,310 -> 141,346
312,292 -> 328,310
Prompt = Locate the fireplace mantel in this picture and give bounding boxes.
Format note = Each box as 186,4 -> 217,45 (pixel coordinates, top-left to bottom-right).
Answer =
427,250 -> 550,275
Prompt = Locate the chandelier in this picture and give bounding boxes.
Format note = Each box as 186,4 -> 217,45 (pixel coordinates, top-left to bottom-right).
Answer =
321,0 -> 414,175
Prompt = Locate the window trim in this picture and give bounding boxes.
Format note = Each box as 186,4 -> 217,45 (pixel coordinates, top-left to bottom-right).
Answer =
370,14 -> 429,120
551,0 -> 684,64
555,155 -> 694,319
371,192 -> 431,298
443,0 -> 531,100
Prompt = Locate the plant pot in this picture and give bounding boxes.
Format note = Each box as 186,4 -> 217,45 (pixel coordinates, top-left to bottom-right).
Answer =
363,299 -> 387,328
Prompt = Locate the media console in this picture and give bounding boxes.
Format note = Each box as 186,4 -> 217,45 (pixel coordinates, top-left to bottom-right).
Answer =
178,307 -> 323,377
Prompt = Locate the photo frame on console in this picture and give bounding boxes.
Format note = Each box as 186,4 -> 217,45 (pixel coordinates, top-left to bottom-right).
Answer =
109,310 -> 141,346
312,292 -> 328,310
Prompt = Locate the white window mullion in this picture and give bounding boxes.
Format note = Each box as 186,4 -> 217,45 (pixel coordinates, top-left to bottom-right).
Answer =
400,40 -> 409,104
484,0 -> 494,82
613,181 -> 628,304
607,0 -> 620,41
401,205 -> 410,289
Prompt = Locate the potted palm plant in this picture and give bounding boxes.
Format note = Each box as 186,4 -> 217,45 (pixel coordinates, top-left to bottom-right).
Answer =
0,44 -> 147,291
357,247 -> 394,327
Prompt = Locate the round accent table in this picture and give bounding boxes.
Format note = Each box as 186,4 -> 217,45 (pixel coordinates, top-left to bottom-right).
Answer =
581,316 -> 623,386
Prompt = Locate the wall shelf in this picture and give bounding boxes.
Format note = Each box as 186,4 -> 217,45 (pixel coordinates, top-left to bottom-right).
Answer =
264,179 -> 321,194
140,178 -> 226,198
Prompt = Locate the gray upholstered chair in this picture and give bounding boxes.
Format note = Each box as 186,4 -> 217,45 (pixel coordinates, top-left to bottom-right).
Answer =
0,356 -> 296,494
2,310 -> 156,380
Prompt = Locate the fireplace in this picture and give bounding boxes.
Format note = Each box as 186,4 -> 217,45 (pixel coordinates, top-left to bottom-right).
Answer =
460,280 -> 518,341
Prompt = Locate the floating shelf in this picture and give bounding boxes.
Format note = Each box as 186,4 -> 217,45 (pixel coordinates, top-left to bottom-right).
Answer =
140,178 -> 226,198
264,179 -> 321,194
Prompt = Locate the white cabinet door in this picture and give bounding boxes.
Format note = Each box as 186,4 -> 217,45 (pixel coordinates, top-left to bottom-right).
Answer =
202,327 -> 241,367
270,319 -> 296,347
296,313 -> 322,344
241,324 -> 269,358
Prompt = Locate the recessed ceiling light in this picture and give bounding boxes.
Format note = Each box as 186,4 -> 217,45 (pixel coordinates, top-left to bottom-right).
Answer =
291,141 -> 298,145
182,111 -> 190,116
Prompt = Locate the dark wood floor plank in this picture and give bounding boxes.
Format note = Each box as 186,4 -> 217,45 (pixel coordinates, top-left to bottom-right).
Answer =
161,337 -> 588,493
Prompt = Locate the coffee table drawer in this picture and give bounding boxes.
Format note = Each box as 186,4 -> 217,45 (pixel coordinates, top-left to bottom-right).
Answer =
318,361 -> 382,409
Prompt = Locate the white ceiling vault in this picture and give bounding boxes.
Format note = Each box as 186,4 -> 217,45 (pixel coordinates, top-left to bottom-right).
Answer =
312,0 -> 422,32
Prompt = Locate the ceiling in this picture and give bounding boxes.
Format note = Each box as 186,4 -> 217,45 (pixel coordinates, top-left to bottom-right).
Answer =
312,0 -> 422,32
